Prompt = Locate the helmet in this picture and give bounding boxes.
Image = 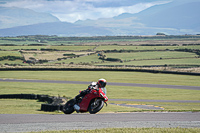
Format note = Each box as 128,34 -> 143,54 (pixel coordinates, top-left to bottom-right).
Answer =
97,78 -> 107,88
90,82 -> 97,89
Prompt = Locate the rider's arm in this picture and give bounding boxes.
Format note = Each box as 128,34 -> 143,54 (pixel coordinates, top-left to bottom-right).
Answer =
88,82 -> 97,90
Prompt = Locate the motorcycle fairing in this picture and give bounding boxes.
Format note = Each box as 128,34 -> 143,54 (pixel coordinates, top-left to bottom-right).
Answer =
79,88 -> 108,112
79,89 -> 99,112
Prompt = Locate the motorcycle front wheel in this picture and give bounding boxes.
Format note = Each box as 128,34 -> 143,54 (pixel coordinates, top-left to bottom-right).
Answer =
88,98 -> 104,114
63,99 -> 75,114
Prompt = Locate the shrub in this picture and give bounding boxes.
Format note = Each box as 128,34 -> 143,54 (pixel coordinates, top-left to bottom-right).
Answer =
0,56 -> 24,61
63,53 -> 76,57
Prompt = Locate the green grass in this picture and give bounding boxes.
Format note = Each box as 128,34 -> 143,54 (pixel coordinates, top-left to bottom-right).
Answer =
0,82 -> 81,96
96,45 -> 200,51
0,51 -> 24,65
97,58 -> 200,66
48,51 -> 200,66
1,71 -> 200,86
108,86 -> 200,101
22,51 -> 94,61
104,51 -> 197,61
0,46 -> 47,50
0,51 -> 22,57
0,59 -> 25,65
0,40 -> 38,45
0,45 -> 95,51
50,54 -> 100,64
0,99 -> 47,114
49,46 -> 96,51
27,128 -> 200,133
1,45 -> 200,51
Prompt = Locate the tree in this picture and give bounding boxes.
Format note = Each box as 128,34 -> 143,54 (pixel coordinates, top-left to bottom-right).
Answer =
156,33 -> 166,35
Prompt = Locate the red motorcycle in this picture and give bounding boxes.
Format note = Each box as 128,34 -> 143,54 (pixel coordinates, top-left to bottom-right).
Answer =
63,88 -> 108,114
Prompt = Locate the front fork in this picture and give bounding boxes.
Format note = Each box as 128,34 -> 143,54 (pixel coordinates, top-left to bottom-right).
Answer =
93,98 -> 108,107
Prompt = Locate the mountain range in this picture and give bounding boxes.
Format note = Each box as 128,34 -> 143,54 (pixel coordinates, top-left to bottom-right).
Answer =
0,6 -> 59,29
0,0 -> 199,36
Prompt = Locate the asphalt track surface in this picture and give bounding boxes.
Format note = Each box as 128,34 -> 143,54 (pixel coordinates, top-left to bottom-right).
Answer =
0,113 -> 200,132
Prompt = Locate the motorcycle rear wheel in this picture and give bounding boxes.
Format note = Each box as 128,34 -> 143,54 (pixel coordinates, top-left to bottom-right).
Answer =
88,98 -> 104,114
63,99 -> 75,114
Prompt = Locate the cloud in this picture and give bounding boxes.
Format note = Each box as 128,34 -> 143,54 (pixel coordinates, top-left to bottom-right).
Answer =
0,0 -> 172,23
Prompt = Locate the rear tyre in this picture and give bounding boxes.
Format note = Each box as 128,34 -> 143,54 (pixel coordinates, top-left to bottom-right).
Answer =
88,99 -> 104,114
63,99 -> 75,114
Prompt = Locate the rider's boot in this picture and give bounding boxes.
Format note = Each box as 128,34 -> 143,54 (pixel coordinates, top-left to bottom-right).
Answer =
74,104 -> 80,113
73,96 -> 81,112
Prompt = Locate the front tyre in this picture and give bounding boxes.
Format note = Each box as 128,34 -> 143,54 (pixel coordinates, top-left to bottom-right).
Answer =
63,99 -> 75,114
88,99 -> 104,114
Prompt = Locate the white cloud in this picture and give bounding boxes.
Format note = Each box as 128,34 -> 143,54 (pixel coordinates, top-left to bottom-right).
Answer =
0,0 -> 171,23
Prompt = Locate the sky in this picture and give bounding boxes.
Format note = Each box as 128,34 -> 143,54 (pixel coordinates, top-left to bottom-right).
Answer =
0,0 -> 172,23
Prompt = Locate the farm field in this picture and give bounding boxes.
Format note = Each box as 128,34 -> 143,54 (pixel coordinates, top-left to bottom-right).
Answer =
98,58 -> 200,66
1,45 -> 200,51
95,45 -> 200,51
0,35 -> 200,73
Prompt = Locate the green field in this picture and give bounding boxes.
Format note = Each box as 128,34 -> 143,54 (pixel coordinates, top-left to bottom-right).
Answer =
96,45 -> 200,51
103,51 -> 196,60
98,58 -> 200,66
0,46 -> 95,51
0,51 -> 22,57
1,45 -> 200,51
41,51 -> 200,66
1,50 -> 199,67
1,35 -> 200,69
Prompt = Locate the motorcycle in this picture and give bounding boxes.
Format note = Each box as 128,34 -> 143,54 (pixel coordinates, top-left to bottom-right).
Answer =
63,88 -> 108,114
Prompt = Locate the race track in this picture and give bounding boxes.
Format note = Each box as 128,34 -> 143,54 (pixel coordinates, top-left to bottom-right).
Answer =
1,112 -> 200,132
1,78 -> 200,132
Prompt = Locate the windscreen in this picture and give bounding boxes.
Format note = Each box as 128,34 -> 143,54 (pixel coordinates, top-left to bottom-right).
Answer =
102,87 -> 107,94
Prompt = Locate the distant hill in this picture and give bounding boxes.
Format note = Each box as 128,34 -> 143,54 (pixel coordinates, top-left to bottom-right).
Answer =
0,0 -> 199,36
0,22 -> 113,37
76,0 -> 200,35
132,1 -> 200,30
0,7 -> 60,29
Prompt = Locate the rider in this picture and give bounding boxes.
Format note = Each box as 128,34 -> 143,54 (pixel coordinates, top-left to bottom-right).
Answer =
73,78 -> 107,111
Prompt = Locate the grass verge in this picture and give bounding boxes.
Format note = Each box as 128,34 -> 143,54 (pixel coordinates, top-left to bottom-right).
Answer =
0,99 -> 48,114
